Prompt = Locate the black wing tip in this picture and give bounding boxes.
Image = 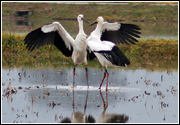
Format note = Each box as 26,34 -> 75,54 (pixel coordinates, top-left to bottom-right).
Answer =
101,22 -> 141,45
26,45 -> 32,51
112,46 -> 130,65
23,27 -> 46,52
121,23 -> 141,30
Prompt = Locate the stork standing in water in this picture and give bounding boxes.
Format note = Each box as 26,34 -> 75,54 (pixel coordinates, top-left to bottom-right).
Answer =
87,16 -> 141,91
24,14 -> 91,88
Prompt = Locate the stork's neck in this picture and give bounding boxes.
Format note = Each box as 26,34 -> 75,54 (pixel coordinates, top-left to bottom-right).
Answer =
92,23 -> 102,38
95,23 -> 102,32
78,21 -> 85,35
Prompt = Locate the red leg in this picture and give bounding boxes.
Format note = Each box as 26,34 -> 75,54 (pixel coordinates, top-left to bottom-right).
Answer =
99,89 -> 108,111
99,90 -> 105,107
99,67 -> 108,90
99,72 -> 106,89
106,72 -> 109,92
105,89 -> 108,109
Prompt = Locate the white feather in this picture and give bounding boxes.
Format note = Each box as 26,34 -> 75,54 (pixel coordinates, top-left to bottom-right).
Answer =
41,22 -> 74,50
101,22 -> 120,32
87,39 -> 115,52
41,23 -> 57,33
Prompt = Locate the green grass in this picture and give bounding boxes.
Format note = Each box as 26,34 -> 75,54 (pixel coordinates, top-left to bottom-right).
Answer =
2,33 -> 178,70
2,33 -> 178,56
2,2 -> 178,22
118,38 -> 178,58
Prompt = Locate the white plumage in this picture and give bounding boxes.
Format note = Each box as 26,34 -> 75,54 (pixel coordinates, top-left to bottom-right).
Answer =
87,16 -> 131,68
41,21 -> 74,50
24,15 -> 141,90
101,22 -> 121,32
24,14 -> 90,88
87,40 -> 114,51
87,16 -> 141,91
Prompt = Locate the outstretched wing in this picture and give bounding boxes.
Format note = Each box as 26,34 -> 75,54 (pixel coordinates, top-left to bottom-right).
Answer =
101,22 -> 141,45
24,22 -> 74,57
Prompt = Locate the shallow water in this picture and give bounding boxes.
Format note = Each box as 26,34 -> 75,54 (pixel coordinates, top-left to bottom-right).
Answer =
2,2 -> 178,123
2,18 -> 178,40
2,67 -> 178,123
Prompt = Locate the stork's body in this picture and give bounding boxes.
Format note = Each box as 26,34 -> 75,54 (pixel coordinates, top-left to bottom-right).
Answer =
87,16 -> 141,91
72,17 -> 88,65
24,14 -> 90,88
87,19 -> 129,68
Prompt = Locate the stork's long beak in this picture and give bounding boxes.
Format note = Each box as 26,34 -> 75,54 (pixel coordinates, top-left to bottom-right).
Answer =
82,17 -> 89,24
90,20 -> 98,26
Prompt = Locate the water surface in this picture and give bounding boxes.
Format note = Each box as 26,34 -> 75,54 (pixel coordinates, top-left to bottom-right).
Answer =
2,66 -> 178,123
2,18 -> 178,39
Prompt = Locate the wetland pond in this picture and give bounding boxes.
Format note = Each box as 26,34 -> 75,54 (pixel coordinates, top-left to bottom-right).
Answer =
2,61 -> 178,123
2,14 -> 178,123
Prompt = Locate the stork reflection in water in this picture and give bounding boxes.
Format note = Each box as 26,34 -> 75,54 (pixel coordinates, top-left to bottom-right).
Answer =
96,90 -> 129,123
61,88 -> 95,123
61,90 -> 129,123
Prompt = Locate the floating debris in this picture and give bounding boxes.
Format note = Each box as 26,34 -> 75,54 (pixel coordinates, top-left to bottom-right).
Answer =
157,91 -> 165,99
97,104 -> 101,107
161,75 -> 163,82
48,101 -> 56,108
18,86 -> 23,89
161,102 -> 169,109
144,91 -> 150,95
2,82 -> 17,99
43,90 -> 50,96
144,79 -> 151,85
170,86 -> 178,95
152,82 -> 160,87
157,91 -> 162,96
131,96 -> 138,102
55,113 -> 58,121
160,95 -> 165,99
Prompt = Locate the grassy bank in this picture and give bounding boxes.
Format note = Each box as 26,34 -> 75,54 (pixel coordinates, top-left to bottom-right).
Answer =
2,2 -> 178,23
2,33 -> 178,57
2,33 -> 178,70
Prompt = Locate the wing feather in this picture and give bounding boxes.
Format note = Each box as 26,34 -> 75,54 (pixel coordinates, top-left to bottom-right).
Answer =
101,22 -> 120,32
24,22 -> 74,57
101,22 -> 141,44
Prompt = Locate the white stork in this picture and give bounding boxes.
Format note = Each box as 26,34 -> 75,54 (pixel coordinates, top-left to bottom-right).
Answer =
86,16 -> 141,91
24,14 -> 93,88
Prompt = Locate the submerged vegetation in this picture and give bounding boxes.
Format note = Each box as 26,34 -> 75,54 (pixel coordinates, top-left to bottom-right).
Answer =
2,33 -> 178,71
